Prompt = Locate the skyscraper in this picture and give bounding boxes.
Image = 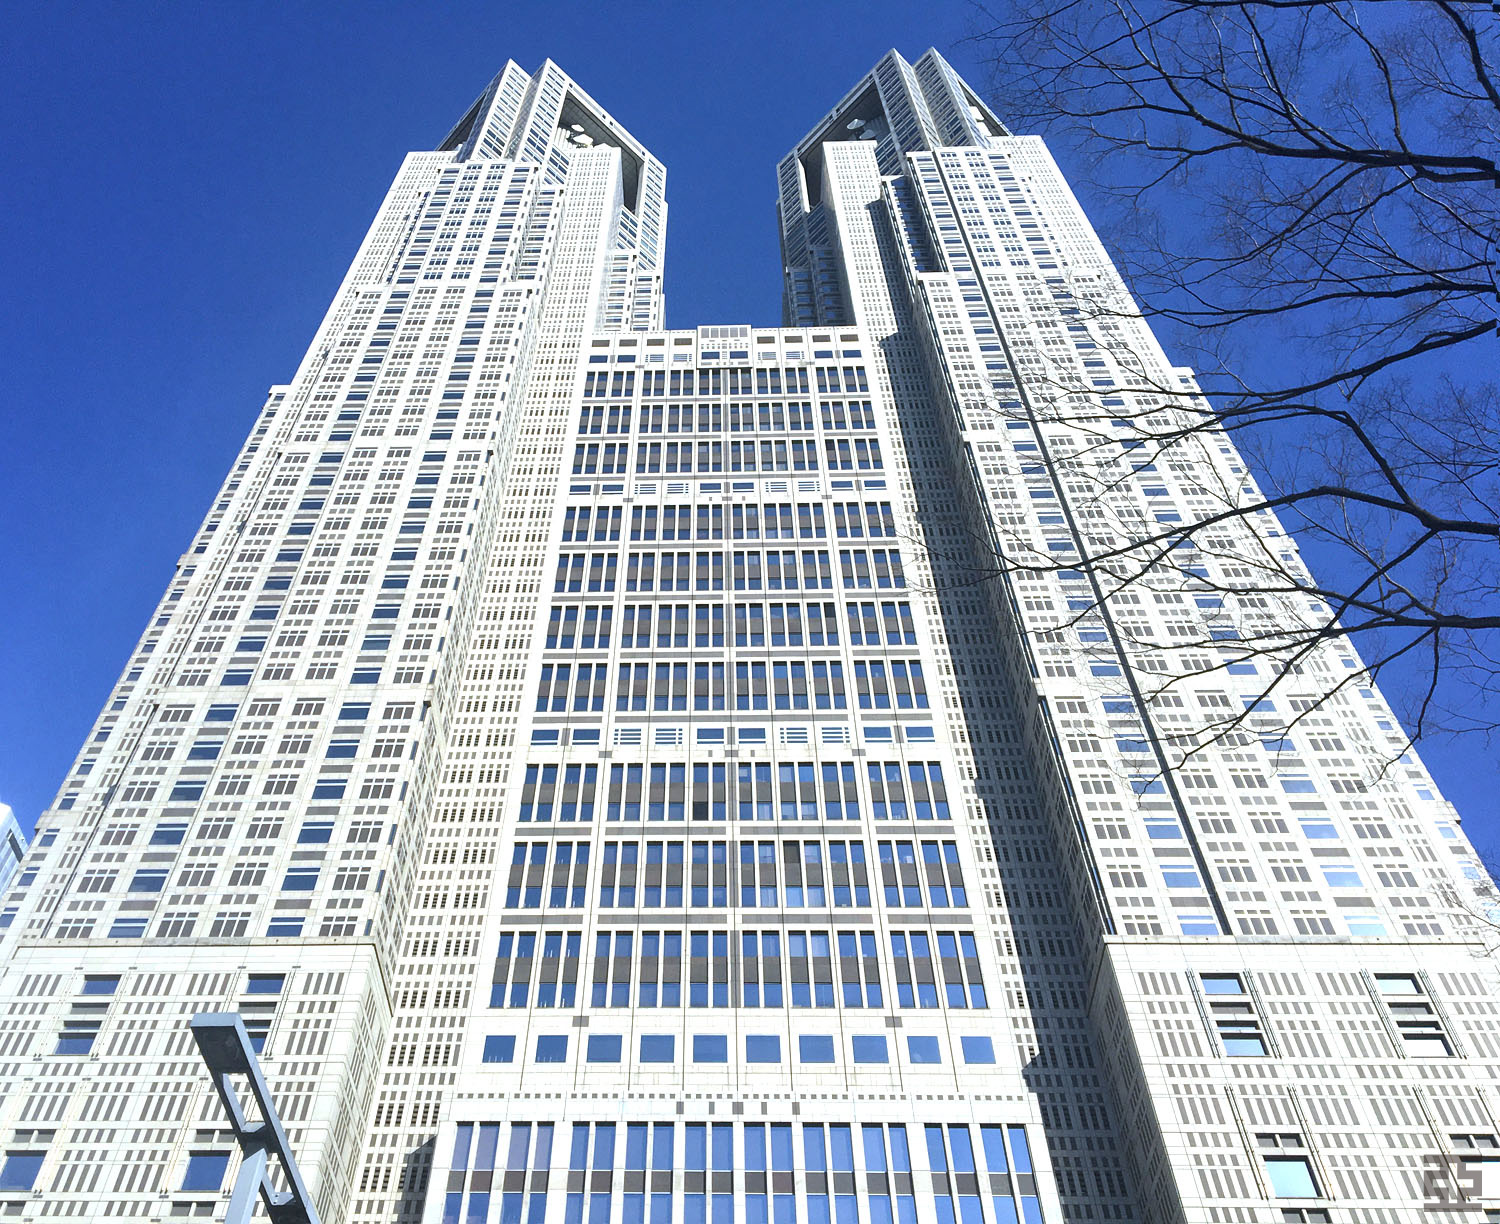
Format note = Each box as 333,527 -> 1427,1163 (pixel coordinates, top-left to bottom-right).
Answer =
2,48 -> 1496,1224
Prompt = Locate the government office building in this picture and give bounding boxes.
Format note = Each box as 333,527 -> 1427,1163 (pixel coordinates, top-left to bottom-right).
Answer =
1,49 -> 1496,1224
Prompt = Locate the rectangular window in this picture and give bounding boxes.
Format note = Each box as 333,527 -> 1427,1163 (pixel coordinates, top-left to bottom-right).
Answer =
0,1152 -> 46,1192
587,1034 -> 623,1063
1373,973 -> 1452,1055
745,1034 -> 782,1063
1201,973 -> 1269,1056
54,1020 -> 100,1055
639,1034 -> 675,1063
482,1035 -> 516,1063
1257,1134 -> 1319,1198
960,1036 -> 995,1064
906,1036 -> 941,1064
535,1035 -> 569,1063
692,1034 -> 728,1063
799,1034 -> 835,1063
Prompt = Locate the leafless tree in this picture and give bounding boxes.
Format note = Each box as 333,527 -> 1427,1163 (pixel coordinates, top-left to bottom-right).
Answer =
959,0 -> 1499,748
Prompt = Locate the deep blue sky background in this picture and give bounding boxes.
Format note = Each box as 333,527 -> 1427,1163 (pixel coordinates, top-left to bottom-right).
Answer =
2,2 -> 1495,855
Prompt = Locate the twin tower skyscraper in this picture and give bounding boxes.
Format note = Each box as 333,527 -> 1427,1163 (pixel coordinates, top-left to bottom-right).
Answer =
2,50 -> 1497,1224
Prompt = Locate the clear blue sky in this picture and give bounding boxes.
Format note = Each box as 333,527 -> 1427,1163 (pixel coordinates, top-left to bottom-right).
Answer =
2,1 -> 1494,856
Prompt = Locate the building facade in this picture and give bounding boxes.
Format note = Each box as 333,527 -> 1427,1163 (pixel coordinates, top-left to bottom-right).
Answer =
0,807 -> 26,900
1,50 -> 1497,1224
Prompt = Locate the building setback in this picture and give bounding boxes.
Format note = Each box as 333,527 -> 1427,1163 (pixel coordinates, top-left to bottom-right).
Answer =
1,50 -> 1497,1224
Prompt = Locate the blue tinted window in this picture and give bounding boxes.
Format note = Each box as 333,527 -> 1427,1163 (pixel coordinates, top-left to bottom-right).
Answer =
959,1036 -> 995,1064
851,1036 -> 888,1064
482,1035 -> 515,1063
53,1025 -> 98,1055
798,1035 -> 835,1063
639,1034 -> 675,1063
587,1035 -> 623,1063
281,869 -> 319,891
535,1036 -> 569,1063
745,1035 -> 781,1063
693,1035 -> 728,1063
0,1152 -> 46,1191
906,1036 -> 941,1064
1265,1157 -> 1318,1198
181,1152 -> 229,1192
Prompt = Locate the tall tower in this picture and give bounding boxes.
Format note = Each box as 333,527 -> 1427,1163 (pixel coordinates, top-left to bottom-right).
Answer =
1,50 -> 1497,1224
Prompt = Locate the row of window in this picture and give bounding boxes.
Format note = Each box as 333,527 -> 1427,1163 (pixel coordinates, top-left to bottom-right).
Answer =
579,365 -> 868,398
504,838 -> 965,910
559,502 -> 896,543
480,1031 -> 998,1068
545,602 -> 917,650
50,974 -> 284,1055
576,400 -> 878,434
571,440 -> 883,475
516,762 -> 950,823
1202,971 -> 1457,1058
538,660 -> 929,714
489,928 -> 987,1010
440,1120 -> 1043,1224
552,549 -> 907,593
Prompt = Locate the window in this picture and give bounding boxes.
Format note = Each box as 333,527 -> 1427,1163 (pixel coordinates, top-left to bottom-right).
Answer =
587,1034 -> 623,1063
180,1151 -> 230,1193
246,974 -> 284,995
297,821 -> 334,844
906,1036 -> 941,1064
54,1020 -> 100,1055
798,1034 -> 836,1063
129,869 -> 168,893
150,822 -> 187,846
244,1018 -> 271,1053
282,868 -> 319,892
851,1035 -> 888,1064
639,1034 -> 675,1063
745,1034 -> 782,1063
960,1036 -> 995,1064
535,1035 -> 569,1063
0,1151 -> 45,1192
482,1035 -> 515,1064
1201,974 -> 1268,1056
81,975 -> 119,996
1257,1134 -> 1320,1198
107,917 -> 146,939
693,1034 -> 728,1063
1373,973 -> 1452,1055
